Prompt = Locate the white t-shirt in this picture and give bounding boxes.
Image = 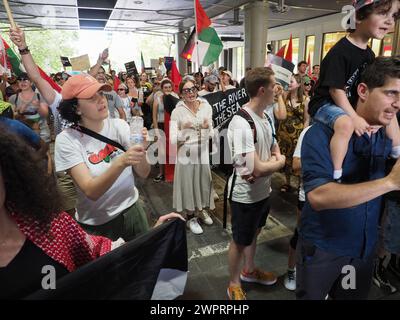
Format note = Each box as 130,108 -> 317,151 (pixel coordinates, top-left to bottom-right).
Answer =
227,105 -> 274,203
55,118 -> 138,225
293,126 -> 312,202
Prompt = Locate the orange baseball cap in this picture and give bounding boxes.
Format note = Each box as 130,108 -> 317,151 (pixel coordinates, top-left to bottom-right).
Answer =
61,74 -> 112,100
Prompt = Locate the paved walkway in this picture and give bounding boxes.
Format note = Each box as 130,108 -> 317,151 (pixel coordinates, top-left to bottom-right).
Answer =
137,168 -> 400,300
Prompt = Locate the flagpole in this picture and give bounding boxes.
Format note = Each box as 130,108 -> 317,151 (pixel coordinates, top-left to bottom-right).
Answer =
194,0 -> 201,73
3,0 -> 17,29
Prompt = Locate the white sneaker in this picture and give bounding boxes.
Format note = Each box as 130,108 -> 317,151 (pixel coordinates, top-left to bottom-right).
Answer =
199,210 -> 213,225
187,218 -> 203,234
284,269 -> 296,291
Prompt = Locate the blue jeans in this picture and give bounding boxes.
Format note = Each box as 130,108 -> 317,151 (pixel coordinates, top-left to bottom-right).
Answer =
314,102 -> 348,129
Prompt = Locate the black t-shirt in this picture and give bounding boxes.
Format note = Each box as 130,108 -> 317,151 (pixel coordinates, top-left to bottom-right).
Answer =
0,239 -> 69,299
309,37 -> 375,117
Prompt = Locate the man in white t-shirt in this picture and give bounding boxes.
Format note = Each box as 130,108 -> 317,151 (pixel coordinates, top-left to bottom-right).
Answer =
226,67 -> 286,300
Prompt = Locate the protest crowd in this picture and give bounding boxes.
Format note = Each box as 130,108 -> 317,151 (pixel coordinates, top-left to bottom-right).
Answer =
1,0 -> 400,302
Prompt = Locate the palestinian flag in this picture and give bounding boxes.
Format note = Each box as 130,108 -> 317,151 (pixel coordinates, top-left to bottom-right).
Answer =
192,0 -> 223,67
1,36 -> 24,76
27,219 -> 188,300
1,35 -> 61,93
180,28 -> 196,61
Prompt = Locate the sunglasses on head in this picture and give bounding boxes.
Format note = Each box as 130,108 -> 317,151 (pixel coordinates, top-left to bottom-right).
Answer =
182,87 -> 197,94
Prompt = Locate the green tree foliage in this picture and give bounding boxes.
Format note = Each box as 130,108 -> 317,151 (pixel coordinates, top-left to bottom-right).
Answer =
1,24 -> 79,73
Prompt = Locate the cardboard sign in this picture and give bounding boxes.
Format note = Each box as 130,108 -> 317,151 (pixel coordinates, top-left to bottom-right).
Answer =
265,53 -> 295,91
70,54 -> 91,71
124,60 -> 139,77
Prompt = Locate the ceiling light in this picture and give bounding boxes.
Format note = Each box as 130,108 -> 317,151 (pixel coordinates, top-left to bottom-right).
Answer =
134,1 -> 143,4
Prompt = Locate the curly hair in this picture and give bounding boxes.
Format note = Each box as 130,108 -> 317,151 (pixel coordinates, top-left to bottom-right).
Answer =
0,126 -> 63,224
58,98 -> 80,124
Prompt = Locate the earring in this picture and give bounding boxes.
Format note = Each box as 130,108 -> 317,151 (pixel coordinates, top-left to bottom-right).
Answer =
76,111 -> 82,115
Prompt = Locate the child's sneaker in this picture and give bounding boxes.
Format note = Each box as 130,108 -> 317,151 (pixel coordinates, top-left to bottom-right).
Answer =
284,269 -> 296,291
240,268 -> 277,286
227,285 -> 246,300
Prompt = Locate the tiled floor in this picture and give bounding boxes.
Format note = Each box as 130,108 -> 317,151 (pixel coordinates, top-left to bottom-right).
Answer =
137,168 -> 400,300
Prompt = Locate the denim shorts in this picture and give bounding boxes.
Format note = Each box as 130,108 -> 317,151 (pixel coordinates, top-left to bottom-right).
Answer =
383,199 -> 400,254
313,102 -> 348,129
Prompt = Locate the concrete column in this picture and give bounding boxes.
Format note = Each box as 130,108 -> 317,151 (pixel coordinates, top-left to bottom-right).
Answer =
244,0 -> 269,68
175,31 -> 188,75
314,32 -> 323,65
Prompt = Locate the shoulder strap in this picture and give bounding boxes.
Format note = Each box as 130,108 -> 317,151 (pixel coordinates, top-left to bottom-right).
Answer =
72,124 -> 127,152
264,112 -> 277,145
236,108 -> 257,144
36,93 -> 41,102
15,93 -> 19,105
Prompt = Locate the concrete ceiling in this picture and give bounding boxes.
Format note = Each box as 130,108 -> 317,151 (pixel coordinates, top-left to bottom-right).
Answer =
0,0 -> 348,36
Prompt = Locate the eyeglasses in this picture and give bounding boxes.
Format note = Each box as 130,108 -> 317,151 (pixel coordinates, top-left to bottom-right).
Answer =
17,78 -> 29,82
118,88 -> 125,91
182,87 -> 197,94
304,83 -> 311,86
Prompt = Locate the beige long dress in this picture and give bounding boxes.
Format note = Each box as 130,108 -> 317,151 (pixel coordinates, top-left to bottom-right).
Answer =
170,98 -> 215,213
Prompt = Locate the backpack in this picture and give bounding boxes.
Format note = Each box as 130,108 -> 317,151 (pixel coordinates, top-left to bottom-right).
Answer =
222,108 -> 276,229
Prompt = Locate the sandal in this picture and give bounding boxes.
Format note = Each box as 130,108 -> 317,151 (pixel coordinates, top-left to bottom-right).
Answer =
280,184 -> 291,193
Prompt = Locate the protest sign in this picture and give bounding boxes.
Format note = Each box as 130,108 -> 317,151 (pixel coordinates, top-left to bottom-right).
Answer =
125,60 -> 139,77
266,53 -> 295,90
70,54 -> 90,71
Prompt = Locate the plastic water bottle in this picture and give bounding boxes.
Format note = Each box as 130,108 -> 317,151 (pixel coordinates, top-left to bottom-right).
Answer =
130,116 -> 144,145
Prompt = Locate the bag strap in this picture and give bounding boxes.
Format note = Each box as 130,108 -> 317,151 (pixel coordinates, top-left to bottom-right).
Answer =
72,124 -> 127,152
236,108 -> 257,144
264,112 -> 277,145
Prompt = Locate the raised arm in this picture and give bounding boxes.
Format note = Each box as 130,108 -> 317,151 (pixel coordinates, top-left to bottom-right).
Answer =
89,49 -> 108,77
9,28 -> 56,105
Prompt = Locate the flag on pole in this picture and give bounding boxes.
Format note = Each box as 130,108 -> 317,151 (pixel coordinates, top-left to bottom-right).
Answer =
180,28 -> 196,61
192,0 -> 223,67
285,34 -> 293,63
307,52 -> 312,76
276,45 -> 286,58
1,35 -> 61,93
170,60 -> 182,93
141,51 -> 145,73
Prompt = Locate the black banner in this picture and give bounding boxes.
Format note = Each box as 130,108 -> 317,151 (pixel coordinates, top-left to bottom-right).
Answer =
26,219 -> 188,300
202,88 -> 250,130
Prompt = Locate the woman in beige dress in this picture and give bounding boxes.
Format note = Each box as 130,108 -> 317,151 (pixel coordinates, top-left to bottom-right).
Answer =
170,79 -> 215,235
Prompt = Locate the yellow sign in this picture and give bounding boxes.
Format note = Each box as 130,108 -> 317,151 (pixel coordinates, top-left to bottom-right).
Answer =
70,54 -> 91,71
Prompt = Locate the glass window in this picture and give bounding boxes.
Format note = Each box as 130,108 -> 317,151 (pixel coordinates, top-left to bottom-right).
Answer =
381,33 -> 393,56
322,32 -> 346,59
278,38 -> 299,69
236,46 -> 244,81
305,35 -> 315,66
370,39 -> 382,56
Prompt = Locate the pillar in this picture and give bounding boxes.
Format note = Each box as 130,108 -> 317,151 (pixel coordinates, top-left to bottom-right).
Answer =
175,31 -> 188,75
244,0 -> 269,68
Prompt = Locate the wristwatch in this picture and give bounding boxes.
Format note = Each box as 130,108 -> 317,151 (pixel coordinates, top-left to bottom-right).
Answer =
18,47 -> 30,55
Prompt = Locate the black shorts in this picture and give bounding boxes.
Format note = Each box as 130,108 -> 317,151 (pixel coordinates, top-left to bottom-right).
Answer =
230,197 -> 270,246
